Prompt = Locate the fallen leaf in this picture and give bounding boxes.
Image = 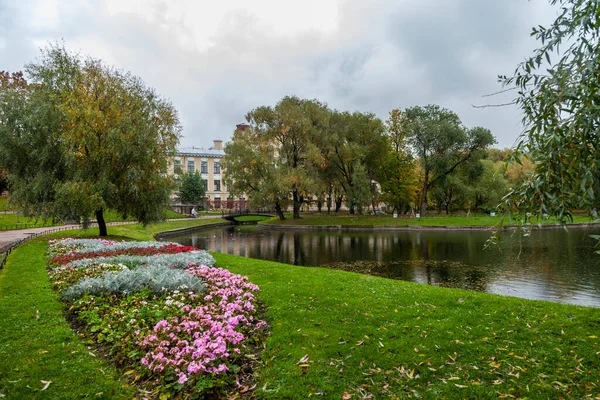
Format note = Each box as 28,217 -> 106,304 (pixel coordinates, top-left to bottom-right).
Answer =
342,392 -> 353,399
35,310 -> 40,319
123,370 -> 135,375
296,354 -> 310,364
454,384 -> 467,388
41,381 -> 52,391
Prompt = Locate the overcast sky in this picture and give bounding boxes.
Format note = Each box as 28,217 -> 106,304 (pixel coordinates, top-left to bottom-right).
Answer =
1,0 -> 558,149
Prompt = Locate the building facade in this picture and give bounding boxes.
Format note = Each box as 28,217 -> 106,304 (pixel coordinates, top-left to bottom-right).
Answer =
169,139 -> 247,211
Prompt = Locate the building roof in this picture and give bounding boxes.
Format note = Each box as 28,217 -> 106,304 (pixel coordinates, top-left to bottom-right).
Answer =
176,147 -> 225,157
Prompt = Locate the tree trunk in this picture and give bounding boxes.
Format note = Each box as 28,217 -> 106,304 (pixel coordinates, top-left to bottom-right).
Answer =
275,201 -> 285,220
335,196 -> 343,213
327,184 -> 332,214
317,199 -> 322,213
96,207 -> 108,237
292,189 -> 302,219
420,171 -> 429,216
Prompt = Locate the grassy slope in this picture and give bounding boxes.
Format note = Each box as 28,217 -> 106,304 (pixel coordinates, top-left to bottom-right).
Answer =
1,219 -> 599,399
264,213 -> 596,227
0,238 -> 134,399
215,254 -> 600,399
0,219 -> 222,399
0,210 -> 188,231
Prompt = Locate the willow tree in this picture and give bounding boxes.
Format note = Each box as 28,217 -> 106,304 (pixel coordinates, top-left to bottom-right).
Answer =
0,43 -> 181,236
499,0 -> 600,223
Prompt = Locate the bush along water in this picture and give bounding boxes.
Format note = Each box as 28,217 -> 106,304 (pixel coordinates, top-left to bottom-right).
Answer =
47,238 -> 267,398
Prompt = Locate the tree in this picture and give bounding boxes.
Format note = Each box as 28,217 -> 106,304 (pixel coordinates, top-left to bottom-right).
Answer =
500,0 -> 600,221
404,105 -> 495,216
178,171 -> 206,204
377,109 -> 420,214
316,110 -> 388,214
0,43 -> 181,236
244,96 -> 329,219
223,125 -> 288,220
346,164 -> 372,215
473,160 -> 509,212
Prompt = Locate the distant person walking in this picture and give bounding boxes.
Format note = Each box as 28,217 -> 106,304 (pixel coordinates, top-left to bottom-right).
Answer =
191,207 -> 197,218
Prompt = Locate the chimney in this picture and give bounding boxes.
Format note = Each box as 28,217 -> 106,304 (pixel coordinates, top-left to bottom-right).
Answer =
213,139 -> 223,150
236,123 -> 249,131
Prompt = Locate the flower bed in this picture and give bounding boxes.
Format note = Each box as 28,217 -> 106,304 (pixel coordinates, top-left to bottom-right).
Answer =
47,238 -> 267,397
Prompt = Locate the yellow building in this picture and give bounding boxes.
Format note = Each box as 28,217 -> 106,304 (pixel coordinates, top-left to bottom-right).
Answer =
169,139 -> 247,211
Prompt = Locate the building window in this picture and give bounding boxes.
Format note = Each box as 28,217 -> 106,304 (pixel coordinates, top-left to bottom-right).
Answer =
214,179 -> 221,192
173,159 -> 182,174
214,161 -> 221,175
203,180 -> 208,191
187,160 -> 195,173
201,161 -> 208,174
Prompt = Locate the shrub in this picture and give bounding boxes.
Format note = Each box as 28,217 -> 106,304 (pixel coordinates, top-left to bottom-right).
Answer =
63,266 -> 206,299
63,251 -> 216,270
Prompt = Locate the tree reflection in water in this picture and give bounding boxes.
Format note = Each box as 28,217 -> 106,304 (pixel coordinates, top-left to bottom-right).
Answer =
164,226 -> 600,307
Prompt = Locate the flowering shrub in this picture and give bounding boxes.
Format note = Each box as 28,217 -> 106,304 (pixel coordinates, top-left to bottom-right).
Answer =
47,238 -> 267,397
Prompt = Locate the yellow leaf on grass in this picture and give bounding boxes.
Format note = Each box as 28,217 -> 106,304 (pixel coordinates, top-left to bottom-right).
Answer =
124,370 -> 135,375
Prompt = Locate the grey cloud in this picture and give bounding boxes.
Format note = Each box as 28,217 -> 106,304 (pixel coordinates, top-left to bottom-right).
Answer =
0,0 -> 558,149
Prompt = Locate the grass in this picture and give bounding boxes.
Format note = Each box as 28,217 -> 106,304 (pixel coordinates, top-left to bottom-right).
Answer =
0,209 -> 189,231
263,212 -> 597,227
216,254 -> 600,399
0,237 -> 134,399
235,215 -> 271,222
1,219 -> 599,398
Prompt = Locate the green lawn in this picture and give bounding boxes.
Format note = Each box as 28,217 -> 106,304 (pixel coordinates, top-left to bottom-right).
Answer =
263,212 -> 597,227
1,219 -> 599,399
0,209 -> 188,231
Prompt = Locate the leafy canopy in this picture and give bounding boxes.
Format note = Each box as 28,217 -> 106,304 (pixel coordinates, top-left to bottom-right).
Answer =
0,43 -> 181,235
178,171 -> 206,204
500,0 -> 600,221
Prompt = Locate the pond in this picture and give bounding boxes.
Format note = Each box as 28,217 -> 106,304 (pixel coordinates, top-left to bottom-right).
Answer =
164,225 -> 600,307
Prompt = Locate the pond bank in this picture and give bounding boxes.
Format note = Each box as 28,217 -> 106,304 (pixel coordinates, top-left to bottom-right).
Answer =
259,221 -> 600,232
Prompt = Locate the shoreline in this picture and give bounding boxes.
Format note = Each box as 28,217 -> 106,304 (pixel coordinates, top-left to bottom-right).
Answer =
257,221 -> 600,232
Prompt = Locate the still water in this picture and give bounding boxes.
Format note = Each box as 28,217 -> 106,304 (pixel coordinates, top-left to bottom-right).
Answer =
165,226 -> 600,307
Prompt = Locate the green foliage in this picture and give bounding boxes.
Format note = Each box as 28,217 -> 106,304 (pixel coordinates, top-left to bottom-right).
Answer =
404,105 -> 496,216
0,42 -> 181,235
178,170 -> 206,204
226,96 -> 330,219
317,110 -> 388,214
377,109 -> 420,213
345,164 -> 372,214
500,0 -> 600,222
223,124 -> 289,219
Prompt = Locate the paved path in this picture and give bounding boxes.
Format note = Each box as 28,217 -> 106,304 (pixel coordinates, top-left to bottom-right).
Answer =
0,216 -> 222,250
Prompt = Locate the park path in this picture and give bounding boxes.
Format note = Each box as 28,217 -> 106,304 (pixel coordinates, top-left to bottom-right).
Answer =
0,216 -> 218,251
